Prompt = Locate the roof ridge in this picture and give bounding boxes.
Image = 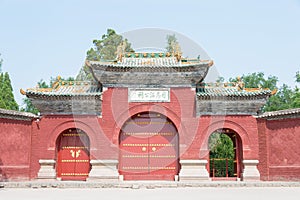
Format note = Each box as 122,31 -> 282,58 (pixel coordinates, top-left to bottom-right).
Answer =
258,108 -> 300,118
0,108 -> 37,120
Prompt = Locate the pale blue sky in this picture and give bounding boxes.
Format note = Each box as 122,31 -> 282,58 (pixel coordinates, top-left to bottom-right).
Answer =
1,0 -> 300,106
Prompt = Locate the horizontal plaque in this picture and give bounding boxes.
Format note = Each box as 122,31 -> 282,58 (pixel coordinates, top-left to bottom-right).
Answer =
129,88 -> 170,102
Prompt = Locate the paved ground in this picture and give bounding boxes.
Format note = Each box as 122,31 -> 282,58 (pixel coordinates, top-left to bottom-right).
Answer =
1,187 -> 300,200
2,180 -> 300,188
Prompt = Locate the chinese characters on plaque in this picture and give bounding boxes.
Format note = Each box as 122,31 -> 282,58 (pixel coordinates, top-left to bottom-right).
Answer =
129,88 -> 170,102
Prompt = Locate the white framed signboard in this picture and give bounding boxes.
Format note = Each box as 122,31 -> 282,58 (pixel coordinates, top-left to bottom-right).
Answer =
128,88 -> 170,102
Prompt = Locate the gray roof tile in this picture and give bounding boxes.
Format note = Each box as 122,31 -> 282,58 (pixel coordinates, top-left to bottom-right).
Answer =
0,108 -> 37,121
257,108 -> 300,119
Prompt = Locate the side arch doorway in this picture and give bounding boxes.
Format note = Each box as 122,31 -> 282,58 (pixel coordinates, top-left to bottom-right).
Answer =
56,128 -> 91,181
208,129 -> 243,180
119,112 -> 179,180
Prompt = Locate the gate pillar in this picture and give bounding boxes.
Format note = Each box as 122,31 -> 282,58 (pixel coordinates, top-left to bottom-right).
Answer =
37,159 -> 56,180
179,160 -> 210,181
242,160 -> 260,181
87,160 -> 119,181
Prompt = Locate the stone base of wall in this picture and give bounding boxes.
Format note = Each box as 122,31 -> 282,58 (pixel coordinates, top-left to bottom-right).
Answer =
179,160 -> 210,181
37,160 -> 56,180
242,160 -> 260,181
87,160 -> 119,181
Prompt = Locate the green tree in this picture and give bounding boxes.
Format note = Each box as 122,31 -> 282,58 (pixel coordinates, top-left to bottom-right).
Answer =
165,34 -> 182,56
166,34 -> 177,53
0,73 -> 4,108
291,87 -> 300,108
20,98 -> 39,114
76,28 -> 134,81
37,79 -> 50,88
209,132 -> 235,177
0,54 -> 3,73
264,84 -> 294,111
209,133 -> 234,159
291,71 -> 300,108
296,71 -> 300,83
0,72 -> 19,110
228,71 -> 300,111
264,71 -> 300,111
229,72 -> 278,91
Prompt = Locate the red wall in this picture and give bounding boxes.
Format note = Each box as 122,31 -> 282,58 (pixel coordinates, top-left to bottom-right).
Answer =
1,87 -> 299,181
260,118 -> 300,181
0,118 -> 32,180
28,88 -> 261,179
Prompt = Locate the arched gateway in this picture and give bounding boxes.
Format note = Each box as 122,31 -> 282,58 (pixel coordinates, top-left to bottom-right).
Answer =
119,112 -> 179,180
56,128 -> 91,181
209,129 -> 243,180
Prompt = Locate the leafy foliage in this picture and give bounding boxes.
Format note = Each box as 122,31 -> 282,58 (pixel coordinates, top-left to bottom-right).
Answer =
264,84 -> 294,111
20,98 -> 39,115
229,72 -> 278,91
76,29 -> 134,81
209,133 -> 234,159
0,54 -> 3,73
263,71 -> 300,111
165,34 -> 182,57
0,72 -> 19,110
209,132 -> 235,177
166,34 -> 178,53
296,71 -> 300,83
228,72 -> 300,111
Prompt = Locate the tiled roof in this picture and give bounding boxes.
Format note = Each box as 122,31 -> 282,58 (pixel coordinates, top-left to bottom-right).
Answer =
88,57 -> 213,69
23,79 -> 103,115
197,83 -> 272,99
87,54 -> 213,87
257,108 -> 300,119
196,83 -> 273,115
24,80 -> 102,98
0,108 -> 37,121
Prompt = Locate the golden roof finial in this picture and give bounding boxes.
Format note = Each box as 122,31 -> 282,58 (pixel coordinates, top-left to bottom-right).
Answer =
236,76 -> 245,91
271,89 -> 278,95
116,41 -> 127,62
20,88 -> 26,95
174,43 -> 182,61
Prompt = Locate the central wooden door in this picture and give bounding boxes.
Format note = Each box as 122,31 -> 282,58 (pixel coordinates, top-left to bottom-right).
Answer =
119,112 -> 179,180
56,128 -> 90,181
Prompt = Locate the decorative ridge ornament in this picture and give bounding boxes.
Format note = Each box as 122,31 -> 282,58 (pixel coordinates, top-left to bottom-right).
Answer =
116,41 -> 127,62
236,76 -> 245,91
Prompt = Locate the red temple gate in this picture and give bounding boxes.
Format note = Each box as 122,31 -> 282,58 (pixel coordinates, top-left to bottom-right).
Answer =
56,128 -> 90,180
119,112 -> 179,180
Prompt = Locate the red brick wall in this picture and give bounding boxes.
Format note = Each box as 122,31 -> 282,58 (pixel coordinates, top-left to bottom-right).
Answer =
257,118 -> 269,181
29,114 -> 112,179
0,118 -> 33,180
265,118 -> 300,181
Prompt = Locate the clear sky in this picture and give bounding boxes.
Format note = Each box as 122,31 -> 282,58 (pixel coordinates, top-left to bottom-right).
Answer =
1,0 -> 300,106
